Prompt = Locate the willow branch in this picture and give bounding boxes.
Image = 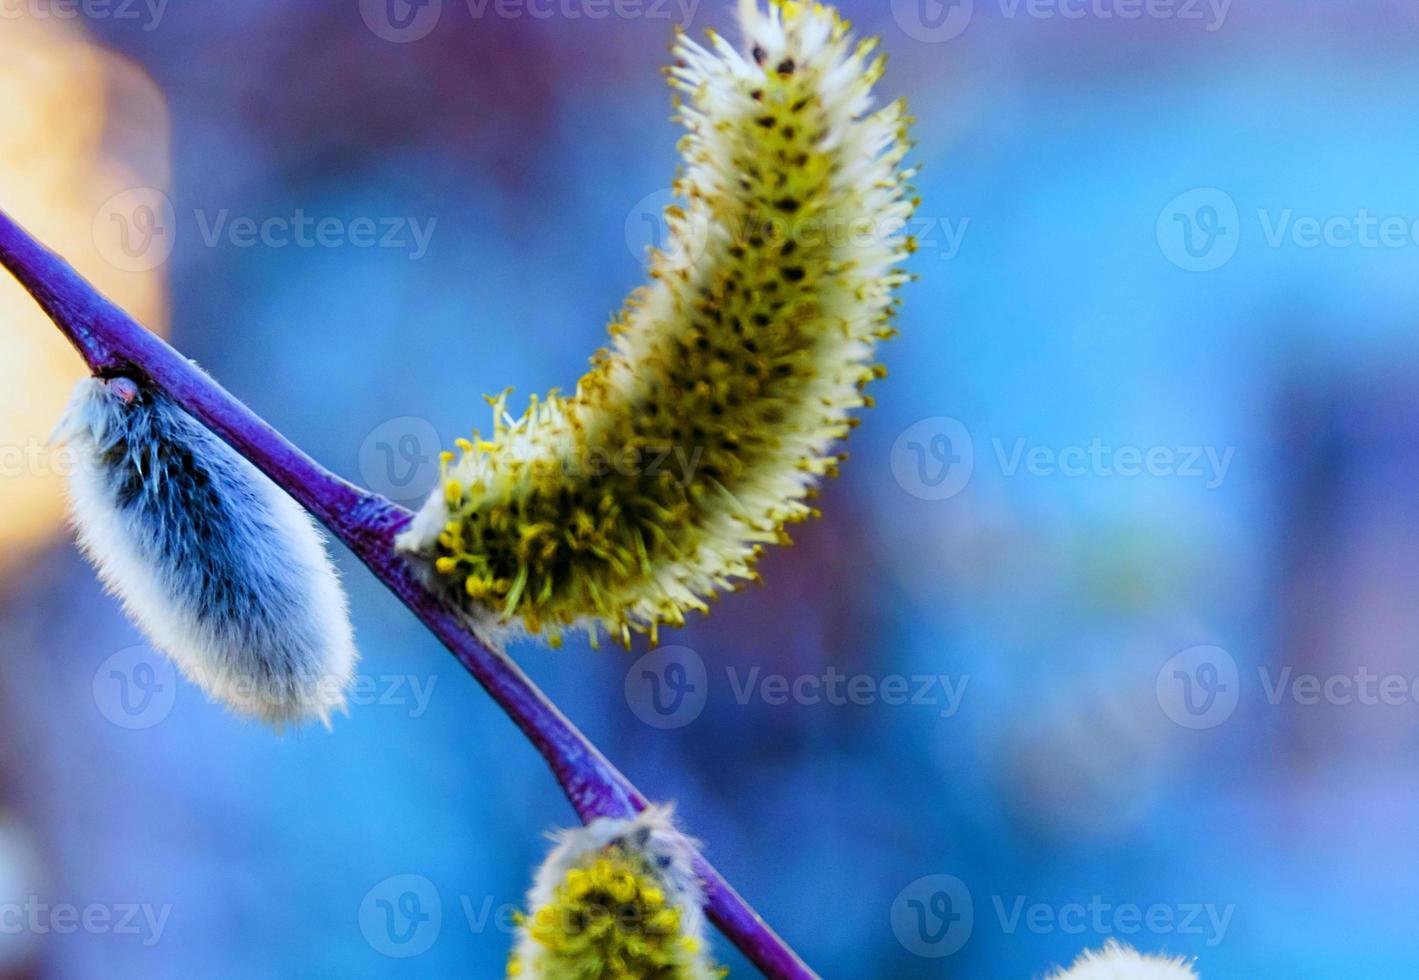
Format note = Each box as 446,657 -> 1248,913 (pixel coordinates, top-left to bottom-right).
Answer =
0,208 -> 817,980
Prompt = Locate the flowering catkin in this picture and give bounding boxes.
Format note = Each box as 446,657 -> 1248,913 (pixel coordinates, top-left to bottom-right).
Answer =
54,376 -> 357,727
398,0 -> 916,646
507,807 -> 721,979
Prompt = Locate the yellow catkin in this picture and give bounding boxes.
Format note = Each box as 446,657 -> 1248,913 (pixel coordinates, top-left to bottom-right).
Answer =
507,808 -> 723,979
398,0 -> 916,644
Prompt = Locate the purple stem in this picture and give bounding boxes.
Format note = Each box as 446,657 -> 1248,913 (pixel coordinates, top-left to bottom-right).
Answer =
0,208 -> 816,980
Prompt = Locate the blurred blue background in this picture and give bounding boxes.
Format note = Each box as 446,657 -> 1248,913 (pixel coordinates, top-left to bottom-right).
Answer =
2,0 -> 1418,976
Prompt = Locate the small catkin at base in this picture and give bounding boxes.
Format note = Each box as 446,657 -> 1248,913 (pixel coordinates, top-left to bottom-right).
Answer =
507,806 -> 723,979
1045,941 -> 1200,980
54,376 -> 357,727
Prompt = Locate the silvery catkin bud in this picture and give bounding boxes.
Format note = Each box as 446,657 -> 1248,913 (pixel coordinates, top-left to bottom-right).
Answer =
398,0 -> 917,647
53,376 -> 357,727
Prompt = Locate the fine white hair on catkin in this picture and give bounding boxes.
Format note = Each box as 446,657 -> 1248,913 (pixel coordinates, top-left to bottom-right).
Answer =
53,376 -> 357,728
1045,941 -> 1200,980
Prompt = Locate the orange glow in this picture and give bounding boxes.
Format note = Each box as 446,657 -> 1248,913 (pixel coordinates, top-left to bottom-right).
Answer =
0,13 -> 170,568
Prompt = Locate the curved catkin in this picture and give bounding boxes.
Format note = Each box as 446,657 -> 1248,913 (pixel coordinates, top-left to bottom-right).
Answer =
398,0 -> 916,645
54,377 -> 358,727
507,807 -> 720,979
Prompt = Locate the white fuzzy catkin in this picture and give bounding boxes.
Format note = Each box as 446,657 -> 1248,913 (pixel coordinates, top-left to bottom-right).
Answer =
54,376 -> 357,727
1046,942 -> 1199,980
